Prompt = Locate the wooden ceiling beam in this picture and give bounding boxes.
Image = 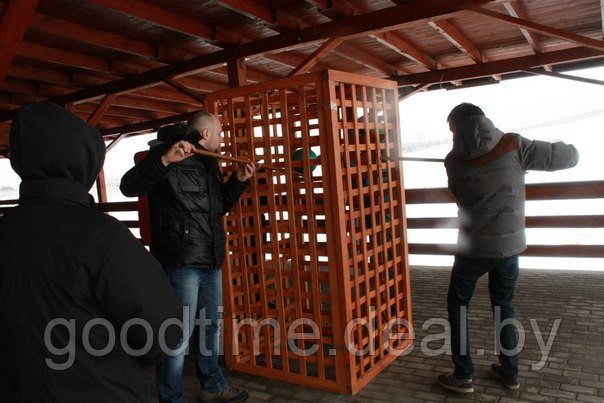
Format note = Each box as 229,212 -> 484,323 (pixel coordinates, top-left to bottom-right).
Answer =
28,12 -> 155,58
85,0 -> 214,40
373,32 -> 437,70
16,41 -> 111,72
87,94 -> 117,126
503,1 -> 542,53
0,0 -> 39,82
429,19 -> 483,63
470,7 -> 604,52
311,0 -> 438,72
289,38 -> 343,76
26,11 -> 276,83
163,78 -> 207,103
213,0 -> 304,32
7,63 -> 72,85
0,0 -> 496,119
395,46 -> 603,86
336,42 -> 402,75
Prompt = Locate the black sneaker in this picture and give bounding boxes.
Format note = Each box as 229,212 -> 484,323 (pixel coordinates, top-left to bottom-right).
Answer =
437,373 -> 474,393
199,385 -> 249,402
491,363 -> 520,390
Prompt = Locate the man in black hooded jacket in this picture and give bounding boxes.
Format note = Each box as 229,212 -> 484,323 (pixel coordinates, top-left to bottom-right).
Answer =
0,102 -> 182,402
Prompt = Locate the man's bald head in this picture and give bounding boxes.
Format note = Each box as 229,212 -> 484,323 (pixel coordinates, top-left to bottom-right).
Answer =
188,111 -> 223,152
188,112 -> 221,133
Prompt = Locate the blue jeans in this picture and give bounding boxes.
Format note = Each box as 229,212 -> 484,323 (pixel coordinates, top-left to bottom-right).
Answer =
156,266 -> 228,403
447,255 -> 519,380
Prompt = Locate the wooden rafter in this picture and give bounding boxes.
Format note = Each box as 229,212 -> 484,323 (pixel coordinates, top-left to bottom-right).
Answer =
395,46 -> 603,86
0,0 -> 39,82
373,32 -> 437,70
311,0 -> 438,72
217,0 -> 390,75
503,1 -> 542,53
214,0 -> 302,32
29,12 -> 155,58
288,38 -> 343,76
470,7 -> 604,52
336,42 -> 403,75
0,0 -> 495,120
399,83 -> 431,100
86,0 -> 214,40
87,94 -> 118,126
429,19 -> 483,63
163,79 -> 207,104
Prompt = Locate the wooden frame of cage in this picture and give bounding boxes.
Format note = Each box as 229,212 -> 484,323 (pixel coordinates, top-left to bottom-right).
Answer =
207,70 -> 413,395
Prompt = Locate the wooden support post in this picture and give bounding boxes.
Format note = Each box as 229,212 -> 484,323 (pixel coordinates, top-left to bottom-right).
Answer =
227,58 -> 247,87
289,38 -> 343,76
0,0 -> 39,82
96,167 -> 108,204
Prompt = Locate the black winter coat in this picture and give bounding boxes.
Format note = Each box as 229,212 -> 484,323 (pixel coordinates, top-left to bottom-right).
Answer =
0,103 -> 181,402
120,144 -> 248,269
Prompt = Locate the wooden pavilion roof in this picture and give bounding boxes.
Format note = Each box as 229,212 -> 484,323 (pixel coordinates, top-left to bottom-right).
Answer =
0,0 -> 602,155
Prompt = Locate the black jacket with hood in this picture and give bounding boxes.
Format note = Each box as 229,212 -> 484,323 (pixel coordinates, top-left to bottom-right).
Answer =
0,103 -> 181,403
119,130 -> 249,269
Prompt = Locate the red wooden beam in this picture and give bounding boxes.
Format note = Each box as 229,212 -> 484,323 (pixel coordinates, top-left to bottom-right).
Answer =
429,19 -> 482,63
471,7 -> 604,52
0,0 -> 495,118
288,38 -> 343,76
86,0 -> 213,40
503,1 -> 542,54
227,58 -> 247,87
0,0 -> 39,82
87,94 -> 118,126
395,47 -> 604,86
163,78 -> 208,103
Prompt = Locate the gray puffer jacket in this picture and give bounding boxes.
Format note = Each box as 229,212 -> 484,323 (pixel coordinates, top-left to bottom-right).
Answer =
444,115 -> 579,258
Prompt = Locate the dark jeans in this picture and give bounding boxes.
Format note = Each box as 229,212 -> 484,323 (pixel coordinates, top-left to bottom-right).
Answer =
156,266 -> 228,403
447,255 -> 519,380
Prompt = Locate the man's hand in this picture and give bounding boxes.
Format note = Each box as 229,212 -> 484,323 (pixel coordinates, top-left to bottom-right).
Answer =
161,140 -> 195,166
236,161 -> 256,182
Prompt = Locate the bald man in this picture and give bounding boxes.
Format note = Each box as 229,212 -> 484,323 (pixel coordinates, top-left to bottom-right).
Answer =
121,112 -> 254,402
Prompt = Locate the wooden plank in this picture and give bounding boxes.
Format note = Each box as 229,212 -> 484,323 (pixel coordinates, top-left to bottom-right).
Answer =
0,0 -> 495,116
163,78 -> 208,103
336,42 -> 400,75
0,0 -> 39,81
429,19 -> 482,63
0,0 -> 38,82
289,38 -> 343,76
503,1 -> 542,53
86,0 -> 213,39
16,41 -> 110,72
395,47 -> 604,86
470,7 -> 604,52
28,12 -> 155,58
373,32 -> 436,70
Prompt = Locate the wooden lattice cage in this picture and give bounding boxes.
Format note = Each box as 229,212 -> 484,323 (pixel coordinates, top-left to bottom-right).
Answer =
207,70 -> 413,394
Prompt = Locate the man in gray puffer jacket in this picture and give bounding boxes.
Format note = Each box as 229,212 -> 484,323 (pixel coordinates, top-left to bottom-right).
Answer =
437,103 -> 578,394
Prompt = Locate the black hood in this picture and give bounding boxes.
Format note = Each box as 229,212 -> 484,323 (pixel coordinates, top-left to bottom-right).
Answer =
9,102 -> 105,190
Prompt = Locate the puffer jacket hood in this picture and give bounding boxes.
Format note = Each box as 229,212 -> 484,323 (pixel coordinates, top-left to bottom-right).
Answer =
452,115 -> 504,160
9,102 -> 105,190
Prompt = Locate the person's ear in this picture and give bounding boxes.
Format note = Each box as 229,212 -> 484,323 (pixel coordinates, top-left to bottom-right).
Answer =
201,128 -> 209,139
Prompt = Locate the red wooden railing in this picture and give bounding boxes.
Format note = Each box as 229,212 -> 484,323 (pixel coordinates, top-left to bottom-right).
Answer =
2,180 -> 604,258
